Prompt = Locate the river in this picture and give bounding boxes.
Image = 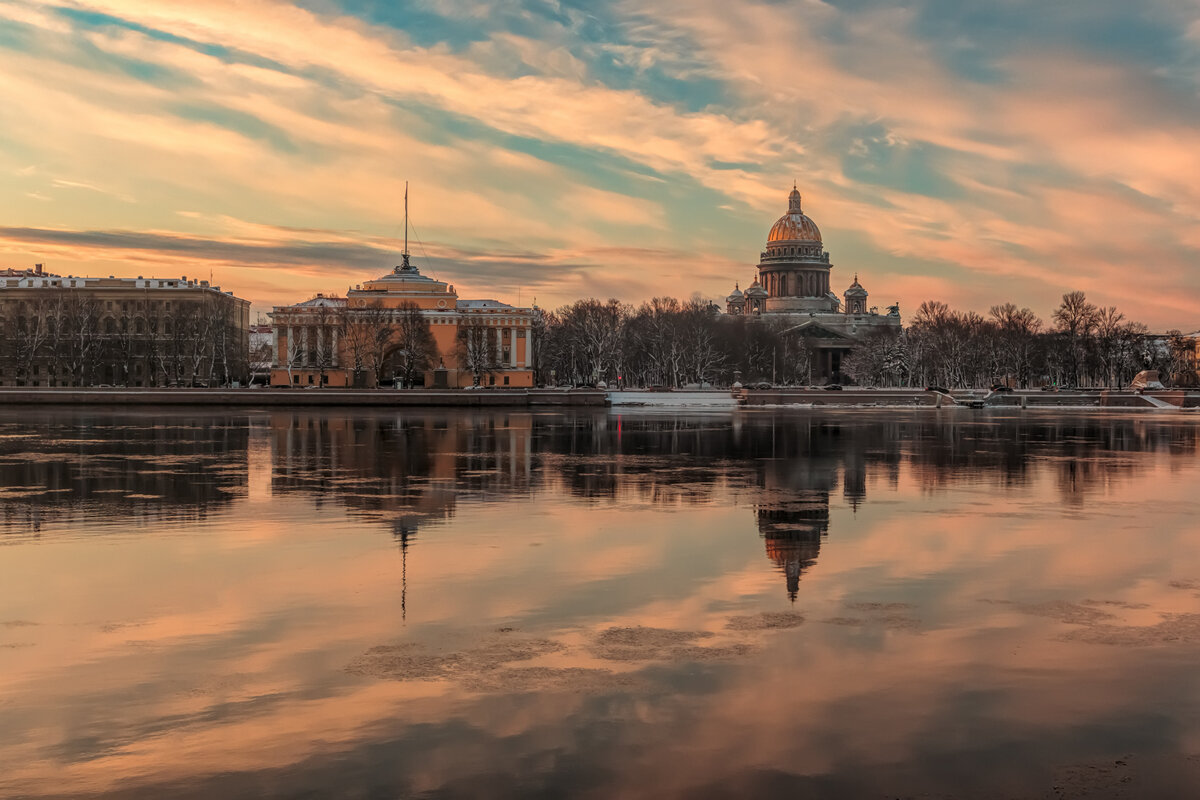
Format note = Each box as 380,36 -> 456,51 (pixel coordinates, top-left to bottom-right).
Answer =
1,408 -> 1199,798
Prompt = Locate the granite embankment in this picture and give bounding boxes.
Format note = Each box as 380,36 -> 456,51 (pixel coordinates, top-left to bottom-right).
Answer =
734,387 -> 1200,409
0,388 -> 608,407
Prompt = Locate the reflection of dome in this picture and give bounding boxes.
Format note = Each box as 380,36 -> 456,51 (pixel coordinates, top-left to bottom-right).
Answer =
764,534 -> 823,602
766,186 -> 822,244
757,500 -> 829,602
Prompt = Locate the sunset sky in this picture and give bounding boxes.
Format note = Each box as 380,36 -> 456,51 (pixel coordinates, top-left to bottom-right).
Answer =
2,0 -> 1199,328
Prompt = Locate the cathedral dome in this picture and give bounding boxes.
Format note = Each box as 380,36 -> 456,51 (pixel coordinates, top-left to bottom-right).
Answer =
767,186 -> 822,244
845,274 -> 867,297
744,278 -> 768,298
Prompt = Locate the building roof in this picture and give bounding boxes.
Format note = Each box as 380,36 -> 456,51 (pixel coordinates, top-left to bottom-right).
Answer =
458,299 -> 517,310
744,278 -> 768,298
295,294 -> 347,308
845,274 -> 868,296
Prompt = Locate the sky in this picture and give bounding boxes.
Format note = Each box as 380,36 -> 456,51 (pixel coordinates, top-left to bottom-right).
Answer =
1,0 -> 1199,329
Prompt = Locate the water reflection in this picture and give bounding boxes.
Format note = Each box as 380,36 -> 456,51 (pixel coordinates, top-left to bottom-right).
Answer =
2,408 -> 1200,799
0,412 -> 249,532
3,409 -> 1198,598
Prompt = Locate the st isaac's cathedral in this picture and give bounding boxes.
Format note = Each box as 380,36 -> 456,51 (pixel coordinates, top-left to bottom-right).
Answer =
724,186 -> 901,381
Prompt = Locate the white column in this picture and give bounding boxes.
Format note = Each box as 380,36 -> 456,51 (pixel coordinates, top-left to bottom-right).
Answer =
524,327 -> 533,368
509,328 -> 517,367
496,325 -> 503,365
331,327 -> 339,366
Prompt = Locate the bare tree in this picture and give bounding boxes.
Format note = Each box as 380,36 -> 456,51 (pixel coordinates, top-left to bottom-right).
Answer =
12,296 -> 51,385
456,323 -> 500,386
309,301 -> 341,387
388,302 -> 437,388
59,292 -> 101,386
1052,291 -> 1100,387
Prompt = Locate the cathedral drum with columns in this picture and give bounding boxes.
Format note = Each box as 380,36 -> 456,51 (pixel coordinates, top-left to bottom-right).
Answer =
724,186 -> 901,382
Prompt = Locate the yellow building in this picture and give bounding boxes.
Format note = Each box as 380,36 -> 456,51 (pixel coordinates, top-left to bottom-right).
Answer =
268,256 -> 535,388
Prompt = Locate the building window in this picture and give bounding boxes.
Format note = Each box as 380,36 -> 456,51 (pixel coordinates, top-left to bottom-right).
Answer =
293,375 -> 299,384
503,375 -> 510,386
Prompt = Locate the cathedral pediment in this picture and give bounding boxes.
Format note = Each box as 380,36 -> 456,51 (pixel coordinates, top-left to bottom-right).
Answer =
784,320 -> 855,340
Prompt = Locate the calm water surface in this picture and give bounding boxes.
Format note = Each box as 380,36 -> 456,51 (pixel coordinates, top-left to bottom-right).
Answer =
2,408 -> 1200,799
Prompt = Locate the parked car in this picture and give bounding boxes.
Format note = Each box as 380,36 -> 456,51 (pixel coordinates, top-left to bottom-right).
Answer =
823,384 -> 843,391
990,384 -> 1014,393
752,381 -> 772,389
925,385 -> 950,394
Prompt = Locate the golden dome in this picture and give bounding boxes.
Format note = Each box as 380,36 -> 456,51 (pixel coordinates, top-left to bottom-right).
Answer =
766,186 -> 822,244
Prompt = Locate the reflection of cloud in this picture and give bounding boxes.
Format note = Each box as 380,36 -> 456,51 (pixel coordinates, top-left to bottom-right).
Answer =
3,410 -> 1200,797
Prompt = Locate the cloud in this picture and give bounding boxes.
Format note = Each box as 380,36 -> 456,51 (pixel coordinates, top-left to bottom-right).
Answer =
0,224 -> 726,312
0,0 -> 1198,327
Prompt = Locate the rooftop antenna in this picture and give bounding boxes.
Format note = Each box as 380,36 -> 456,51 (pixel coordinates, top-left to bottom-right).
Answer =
403,180 -> 410,269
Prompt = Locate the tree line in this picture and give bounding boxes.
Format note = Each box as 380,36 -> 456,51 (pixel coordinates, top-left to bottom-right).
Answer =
848,292 -> 1196,389
535,291 -> 1197,389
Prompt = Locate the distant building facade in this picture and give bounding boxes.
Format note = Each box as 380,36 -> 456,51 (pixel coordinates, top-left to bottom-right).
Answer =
0,268 -> 250,387
249,324 -> 274,386
724,187 -> 901,382
268,255 -> 535,388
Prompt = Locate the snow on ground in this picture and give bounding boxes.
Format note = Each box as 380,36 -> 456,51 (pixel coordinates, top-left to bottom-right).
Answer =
607,391 -> 739,408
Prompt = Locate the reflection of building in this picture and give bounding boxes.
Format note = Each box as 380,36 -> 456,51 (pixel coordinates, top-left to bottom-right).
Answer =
0,268 -> 250,387
266,410 -> 536,536
723,187 -> 901,382
0,411 -> 248,531
751,423 -> 876,600
267,254 -> 535,389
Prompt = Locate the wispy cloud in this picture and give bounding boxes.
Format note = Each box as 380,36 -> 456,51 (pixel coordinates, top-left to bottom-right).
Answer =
0,0 -> 1197,326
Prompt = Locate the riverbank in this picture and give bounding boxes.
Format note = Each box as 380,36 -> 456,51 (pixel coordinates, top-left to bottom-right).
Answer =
0,387 -> 609,407
0,386 -> 1196,410
734,387 -> 1200,409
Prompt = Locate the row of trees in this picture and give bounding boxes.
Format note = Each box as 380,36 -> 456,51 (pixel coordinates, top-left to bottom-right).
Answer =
1,291 -> 246,387
536,296 -> 821,387
534,291 -> 1196,389
847,292 -> 1196,389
